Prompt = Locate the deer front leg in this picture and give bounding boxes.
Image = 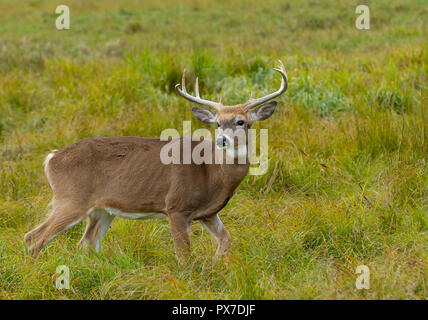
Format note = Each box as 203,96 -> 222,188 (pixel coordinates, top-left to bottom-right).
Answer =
169,213 -> 191,264
200,214 -> 230,260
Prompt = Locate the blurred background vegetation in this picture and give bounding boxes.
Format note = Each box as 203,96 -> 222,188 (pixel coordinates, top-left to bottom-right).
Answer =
0,0 -> 426,299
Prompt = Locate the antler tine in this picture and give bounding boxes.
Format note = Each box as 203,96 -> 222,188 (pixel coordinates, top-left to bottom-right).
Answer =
175,70 -> 220,110
195,77 -> 200,98
181,69 -> 187,92
277,59 -> 286,73
244,60 -> 288,111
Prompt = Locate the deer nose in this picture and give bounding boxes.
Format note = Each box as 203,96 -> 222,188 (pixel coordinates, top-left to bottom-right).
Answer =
216,136 -> 229,149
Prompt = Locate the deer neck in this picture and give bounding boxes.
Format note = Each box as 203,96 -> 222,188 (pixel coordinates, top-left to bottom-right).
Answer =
218,148 -> 250,191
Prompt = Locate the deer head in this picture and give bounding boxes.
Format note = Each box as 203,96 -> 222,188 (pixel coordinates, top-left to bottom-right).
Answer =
175,60 -> 288,152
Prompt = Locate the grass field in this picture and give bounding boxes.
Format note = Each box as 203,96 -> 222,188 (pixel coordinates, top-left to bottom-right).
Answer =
0,0 -> 427,299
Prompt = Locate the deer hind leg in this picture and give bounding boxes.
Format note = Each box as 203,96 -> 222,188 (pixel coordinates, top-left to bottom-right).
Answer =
199,214 -> 230,259
24,201 -> 91,258
78,209 -> 115,253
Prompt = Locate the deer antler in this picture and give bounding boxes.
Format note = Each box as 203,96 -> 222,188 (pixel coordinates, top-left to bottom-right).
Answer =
243,60 -> 288,111
175,70 -> 221,110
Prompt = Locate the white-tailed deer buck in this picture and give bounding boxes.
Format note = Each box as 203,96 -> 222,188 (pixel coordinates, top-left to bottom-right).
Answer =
24,61 -> 288,262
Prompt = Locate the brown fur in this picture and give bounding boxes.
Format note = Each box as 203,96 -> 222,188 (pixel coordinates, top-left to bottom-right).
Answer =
217,105 -> 247,121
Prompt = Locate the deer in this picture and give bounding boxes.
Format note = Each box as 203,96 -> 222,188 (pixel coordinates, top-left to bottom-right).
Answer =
24,61 -> 288,262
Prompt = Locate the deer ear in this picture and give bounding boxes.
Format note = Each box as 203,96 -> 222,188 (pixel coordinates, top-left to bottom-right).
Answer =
192,107 -> 217,124
249,101 -> 277,121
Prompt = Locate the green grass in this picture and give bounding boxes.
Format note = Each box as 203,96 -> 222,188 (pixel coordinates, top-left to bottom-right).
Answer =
0,0 -> 427,299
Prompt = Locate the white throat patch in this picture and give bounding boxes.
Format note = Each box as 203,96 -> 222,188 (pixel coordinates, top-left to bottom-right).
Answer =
226,144 -> 248,161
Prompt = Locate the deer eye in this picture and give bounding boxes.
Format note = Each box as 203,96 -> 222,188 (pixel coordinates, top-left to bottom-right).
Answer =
217,122 -> 221,127
236,120 -> 245,126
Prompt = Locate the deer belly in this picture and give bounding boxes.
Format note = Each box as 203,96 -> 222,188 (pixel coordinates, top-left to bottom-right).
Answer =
104,207 -> 166,220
